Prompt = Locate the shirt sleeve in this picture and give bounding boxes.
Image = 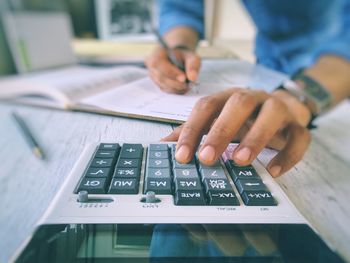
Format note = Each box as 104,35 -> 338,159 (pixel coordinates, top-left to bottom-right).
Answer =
157,0 -> 204,38
313,1 -> 350,62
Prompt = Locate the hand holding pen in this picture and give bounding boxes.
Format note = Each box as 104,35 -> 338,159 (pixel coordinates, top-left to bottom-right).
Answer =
146,30 -> 201,94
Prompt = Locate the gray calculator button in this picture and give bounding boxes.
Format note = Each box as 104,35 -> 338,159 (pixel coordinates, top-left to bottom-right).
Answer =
146,168 -> 171,178
144,178 -> 172,194
117,158 -> 141,168
149,144 -> 168,151
85,167 -> 111,178
174,168 -> 199,179
147,159 -> 170,168
201,168 -> 227,180
148,151 -> 169,159
227,165 -> 259,181
207,191 -> 239,206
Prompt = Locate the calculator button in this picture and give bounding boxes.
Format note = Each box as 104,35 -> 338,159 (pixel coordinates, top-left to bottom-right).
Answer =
147,159 -> 170,168
148,151 -> 169,159
113,168 -> 139,178
174,178 -> 202,191
117,158 -> 141,168
207,191 -> 239,206
146,168 -> 171,178
85,168 -> 111,178
173,168 -> 199,179
94,150 -> 117,159
199,160 -> 221,170
200,168 -> 227,180
90,158 -> 114,168
173,159 -> 196,169
98,143 -> 120,151
108,178 -> 138,194
144,178 -> 172,194
203,178 -> 232,193
174,190 -> 206,206
120,144 -> 143,159
78,178 -> 107,194
241,190 -> 276,206
149,144 -> 168,151
235,179 -> 267,194
226,164 -> 259,181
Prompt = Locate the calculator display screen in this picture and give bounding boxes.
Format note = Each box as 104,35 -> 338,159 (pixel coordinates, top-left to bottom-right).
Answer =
15,223 -> 344,263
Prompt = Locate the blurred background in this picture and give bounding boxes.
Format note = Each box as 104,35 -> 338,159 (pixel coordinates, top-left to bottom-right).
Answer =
0,0 -> 256,76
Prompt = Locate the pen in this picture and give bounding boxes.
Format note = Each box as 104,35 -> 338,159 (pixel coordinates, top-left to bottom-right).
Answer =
153,29 -> 198,90
12,111 -> 45,160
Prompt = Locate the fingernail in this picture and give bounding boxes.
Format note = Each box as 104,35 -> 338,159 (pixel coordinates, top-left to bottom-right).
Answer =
199,145 -> 216,163
177,75 -> 186,82
189,70 -> 198,81
235,147 -> 251,162
269,165 -> 282,177
175,145 -> 190,162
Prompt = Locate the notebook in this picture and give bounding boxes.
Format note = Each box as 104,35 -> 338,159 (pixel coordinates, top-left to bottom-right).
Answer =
0,59 -> 287,123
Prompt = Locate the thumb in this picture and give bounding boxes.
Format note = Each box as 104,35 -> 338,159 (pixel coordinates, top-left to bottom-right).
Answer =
184,52 -> 201,82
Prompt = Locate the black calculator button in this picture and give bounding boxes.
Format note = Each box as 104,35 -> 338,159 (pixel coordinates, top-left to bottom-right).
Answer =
227,164 -> 259,181
98,143 -> 120,151
241,190 -> 277,206
207,191 -> 239,206
113,168 -> 140,178
203,178 -> 232,193
235,179 -> 267,194
120,144 -> 143,159
108,178 -> 138,194
90,158 -> 113,168
174,190 -> 206,206
174,178 -> 202,191
146,168 -> 171,178
173,168 -> 199,179
172,159 -> 196,169
78,178 -> 107,194
94,150 -> 117,159
117,158 -> 141,168
144,178 -> 172,194
200,168 -> 227,180
149,144 -> 168,151
85,167 -> 111,178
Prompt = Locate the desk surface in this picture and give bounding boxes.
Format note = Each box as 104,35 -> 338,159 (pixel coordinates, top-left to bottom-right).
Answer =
0,102 -> 349,262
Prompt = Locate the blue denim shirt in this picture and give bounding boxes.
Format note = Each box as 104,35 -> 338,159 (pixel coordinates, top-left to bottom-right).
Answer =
158,0 -> 350,75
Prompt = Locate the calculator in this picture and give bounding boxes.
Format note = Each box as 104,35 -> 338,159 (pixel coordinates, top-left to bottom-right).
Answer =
41,142 -> 306,225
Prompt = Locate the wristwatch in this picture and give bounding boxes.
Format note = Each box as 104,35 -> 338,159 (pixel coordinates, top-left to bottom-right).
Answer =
278,72 -> 332,128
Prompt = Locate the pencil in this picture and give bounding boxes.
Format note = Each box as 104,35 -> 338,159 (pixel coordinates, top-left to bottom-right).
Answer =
153,29 -> 199,92
12,111 -> 45,160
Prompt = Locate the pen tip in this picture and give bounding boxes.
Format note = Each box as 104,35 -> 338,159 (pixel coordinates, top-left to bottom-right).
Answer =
34,147 -> 45,160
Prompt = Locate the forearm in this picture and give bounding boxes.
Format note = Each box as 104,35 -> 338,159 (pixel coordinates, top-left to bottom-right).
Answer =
304,55 -> 350,105
163,26 -> 200,51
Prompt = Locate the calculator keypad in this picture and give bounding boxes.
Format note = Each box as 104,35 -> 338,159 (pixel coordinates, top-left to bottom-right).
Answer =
76,143 -> 277,206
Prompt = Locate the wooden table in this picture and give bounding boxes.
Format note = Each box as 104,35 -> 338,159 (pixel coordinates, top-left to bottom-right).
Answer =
0,102 -> 349,262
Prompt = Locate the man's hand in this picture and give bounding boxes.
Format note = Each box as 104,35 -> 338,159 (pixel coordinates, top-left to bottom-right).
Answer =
145,46 -> 201,94
162,88 -> 312,177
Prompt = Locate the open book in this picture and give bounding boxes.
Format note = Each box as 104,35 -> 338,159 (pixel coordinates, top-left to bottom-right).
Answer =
0,60 -> 287,123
